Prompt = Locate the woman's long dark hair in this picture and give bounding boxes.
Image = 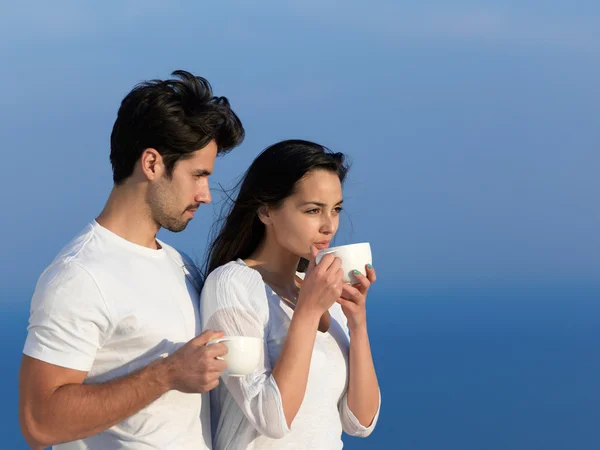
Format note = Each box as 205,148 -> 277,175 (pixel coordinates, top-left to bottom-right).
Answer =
204,139 -> 349,276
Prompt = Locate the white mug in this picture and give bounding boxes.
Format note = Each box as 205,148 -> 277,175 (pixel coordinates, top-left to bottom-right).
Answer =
315,242 -> 372,283
208,336 -> 263,377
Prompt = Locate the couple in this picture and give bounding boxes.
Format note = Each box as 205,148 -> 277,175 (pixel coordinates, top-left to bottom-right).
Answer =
18,70 -> 381,450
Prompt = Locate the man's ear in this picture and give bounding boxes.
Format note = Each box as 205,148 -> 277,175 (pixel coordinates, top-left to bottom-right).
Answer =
140,148 -> 164,180
257,205 -> 272,225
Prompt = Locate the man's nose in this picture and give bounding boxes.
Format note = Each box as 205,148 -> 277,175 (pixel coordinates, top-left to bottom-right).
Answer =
196,184 -> 212,204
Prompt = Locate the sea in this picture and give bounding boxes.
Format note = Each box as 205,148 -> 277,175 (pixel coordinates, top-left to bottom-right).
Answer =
1,282 -> 598,449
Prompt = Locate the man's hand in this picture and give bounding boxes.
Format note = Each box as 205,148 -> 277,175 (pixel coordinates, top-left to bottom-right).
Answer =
163,330 -> 228,393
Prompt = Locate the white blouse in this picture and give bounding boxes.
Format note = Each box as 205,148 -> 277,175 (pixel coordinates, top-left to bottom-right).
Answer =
200,260 -> 380,450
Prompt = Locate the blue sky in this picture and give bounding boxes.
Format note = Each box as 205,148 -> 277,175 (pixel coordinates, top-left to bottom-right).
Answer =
1,0 -> 599,302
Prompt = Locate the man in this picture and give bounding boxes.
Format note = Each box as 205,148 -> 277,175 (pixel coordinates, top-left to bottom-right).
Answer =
18,70 -> 245,449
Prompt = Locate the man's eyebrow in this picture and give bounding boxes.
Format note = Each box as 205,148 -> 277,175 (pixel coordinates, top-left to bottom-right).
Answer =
192,169 -> 212,176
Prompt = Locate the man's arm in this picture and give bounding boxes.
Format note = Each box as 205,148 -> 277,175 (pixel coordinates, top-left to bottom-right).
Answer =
19,330 -> 227,449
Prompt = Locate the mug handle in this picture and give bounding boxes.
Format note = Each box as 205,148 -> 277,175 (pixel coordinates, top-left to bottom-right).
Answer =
208,337 -> 231,361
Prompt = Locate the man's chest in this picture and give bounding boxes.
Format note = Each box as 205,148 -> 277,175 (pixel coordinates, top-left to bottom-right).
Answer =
88,263 -> 202,380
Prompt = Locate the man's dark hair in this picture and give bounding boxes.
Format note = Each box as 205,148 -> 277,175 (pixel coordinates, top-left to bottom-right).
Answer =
110,70 -> 245,184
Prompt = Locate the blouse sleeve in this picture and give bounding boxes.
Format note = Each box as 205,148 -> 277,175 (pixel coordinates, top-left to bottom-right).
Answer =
339,389 -> 381,437
200,263 -> 291,439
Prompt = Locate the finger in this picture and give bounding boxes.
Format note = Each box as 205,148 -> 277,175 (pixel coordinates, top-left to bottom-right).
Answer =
205,341 -> 229,358
365,264 -> 377,283
329,256 -> 342,274
306,245 -> 319,273
193,330 -> 224,346
351,270 -> 371,292
212,358 -> 228,373
327,259 -> 343,284
336,298 -> 356,310
318,252 -> 336,270
340,283 -> 362,302
201,379 -> 220,393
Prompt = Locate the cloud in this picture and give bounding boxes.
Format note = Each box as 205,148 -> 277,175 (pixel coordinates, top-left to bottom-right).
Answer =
0,0 -> 183,41
412,9 -> 600,53
0,1 -> 87,38
3,1 -> 597,55
284,1 -> 600,55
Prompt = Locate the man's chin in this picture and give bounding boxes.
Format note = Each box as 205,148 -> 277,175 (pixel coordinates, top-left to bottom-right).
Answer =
163,220 -> 189,233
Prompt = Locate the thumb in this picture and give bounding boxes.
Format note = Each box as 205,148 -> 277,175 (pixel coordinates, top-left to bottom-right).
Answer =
306,244 -> 319,273
193,329 -> 224,346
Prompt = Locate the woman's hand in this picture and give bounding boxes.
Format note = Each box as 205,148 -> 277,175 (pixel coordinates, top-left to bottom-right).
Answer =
296,246 -> 344,318
338,264 -> 376,331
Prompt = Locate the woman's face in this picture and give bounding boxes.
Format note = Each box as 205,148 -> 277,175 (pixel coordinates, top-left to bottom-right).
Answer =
265,169 -> 343,259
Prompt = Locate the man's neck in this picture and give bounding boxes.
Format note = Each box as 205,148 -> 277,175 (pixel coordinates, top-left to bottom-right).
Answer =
96,183 -> 161,249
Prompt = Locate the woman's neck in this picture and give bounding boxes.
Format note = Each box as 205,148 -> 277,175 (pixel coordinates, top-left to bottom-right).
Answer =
246,236 -> 330,332
245,238 -> 299,290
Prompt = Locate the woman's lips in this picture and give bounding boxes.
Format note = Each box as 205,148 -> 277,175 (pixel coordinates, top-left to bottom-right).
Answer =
313,241 -> 331,250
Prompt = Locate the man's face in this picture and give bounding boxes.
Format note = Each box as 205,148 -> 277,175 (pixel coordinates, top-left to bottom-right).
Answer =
148,140 -> 217,232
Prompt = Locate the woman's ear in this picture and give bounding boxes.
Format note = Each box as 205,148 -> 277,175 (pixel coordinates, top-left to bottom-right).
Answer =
257,205 -> 272,225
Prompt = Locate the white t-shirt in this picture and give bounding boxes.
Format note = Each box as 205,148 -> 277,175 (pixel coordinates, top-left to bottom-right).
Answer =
200,260 -> 380,450
23,221 -> 211,450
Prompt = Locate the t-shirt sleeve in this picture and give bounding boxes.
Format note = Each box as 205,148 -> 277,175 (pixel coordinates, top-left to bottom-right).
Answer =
23,262 -> 112,372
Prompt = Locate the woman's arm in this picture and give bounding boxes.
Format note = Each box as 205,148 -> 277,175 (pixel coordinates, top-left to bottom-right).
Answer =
345,323 -> 380,427
337,266 -> 381,431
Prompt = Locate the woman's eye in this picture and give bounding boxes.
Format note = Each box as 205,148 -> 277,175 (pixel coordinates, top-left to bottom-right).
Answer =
334,207 -> 343,214
306,209 -> 320,214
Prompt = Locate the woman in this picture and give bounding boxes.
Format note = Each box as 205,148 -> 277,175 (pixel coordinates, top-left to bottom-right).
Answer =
200,140 -> 381,449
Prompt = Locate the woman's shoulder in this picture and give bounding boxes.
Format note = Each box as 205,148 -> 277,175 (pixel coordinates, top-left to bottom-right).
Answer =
204,259 -> 264,291
201,260 -> 269,319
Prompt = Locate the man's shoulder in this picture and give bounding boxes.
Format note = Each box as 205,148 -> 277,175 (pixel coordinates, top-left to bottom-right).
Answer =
158,242 -> 204,291
158,240 -> 193,265
159,242 -> 202,277
39,223 -> 99,279
51,222 -> 97,263
33,255 -> 105,311
35,222 -> 118,294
